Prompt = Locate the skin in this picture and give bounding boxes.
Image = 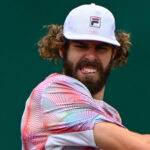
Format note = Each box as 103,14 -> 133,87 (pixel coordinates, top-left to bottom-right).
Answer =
59,40 -> 116,100
59,40 -> 150,150
94,122 -> 150,150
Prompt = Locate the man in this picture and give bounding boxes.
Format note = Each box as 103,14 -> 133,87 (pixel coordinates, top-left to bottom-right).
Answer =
21,3 -> 150,150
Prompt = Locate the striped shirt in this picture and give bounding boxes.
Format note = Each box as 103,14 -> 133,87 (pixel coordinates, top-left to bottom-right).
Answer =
21,73 -> 124,150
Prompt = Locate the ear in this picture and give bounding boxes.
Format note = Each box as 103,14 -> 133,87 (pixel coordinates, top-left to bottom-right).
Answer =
59,47 -> 64,59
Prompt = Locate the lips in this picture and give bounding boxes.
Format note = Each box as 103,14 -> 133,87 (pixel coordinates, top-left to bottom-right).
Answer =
80,67 -> 97,74
76,59 -> 101,75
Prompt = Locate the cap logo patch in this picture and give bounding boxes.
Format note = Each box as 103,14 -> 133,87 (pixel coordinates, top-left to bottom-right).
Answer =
90,16 -> 101,28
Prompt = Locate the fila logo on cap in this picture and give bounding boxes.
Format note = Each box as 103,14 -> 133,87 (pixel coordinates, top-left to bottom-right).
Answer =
90,16 -> 101,28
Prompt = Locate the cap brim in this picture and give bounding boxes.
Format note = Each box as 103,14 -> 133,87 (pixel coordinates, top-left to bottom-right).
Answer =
63,33 -> 120,46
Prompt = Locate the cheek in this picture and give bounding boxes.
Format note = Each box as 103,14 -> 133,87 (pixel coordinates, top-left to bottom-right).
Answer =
99,52 -> 112,68
67,49 -> 82,65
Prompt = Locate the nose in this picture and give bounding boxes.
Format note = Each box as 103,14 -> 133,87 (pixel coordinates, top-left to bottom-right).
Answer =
84,47 -> 97,61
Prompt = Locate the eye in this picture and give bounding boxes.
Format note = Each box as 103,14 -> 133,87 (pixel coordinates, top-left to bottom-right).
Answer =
96,45 -> 109,51
74,44 -> 87,49
96,46 -> 107,50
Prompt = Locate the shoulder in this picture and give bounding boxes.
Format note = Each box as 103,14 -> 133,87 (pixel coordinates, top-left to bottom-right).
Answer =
31,73 -> 92,99
46,73 -> 88,90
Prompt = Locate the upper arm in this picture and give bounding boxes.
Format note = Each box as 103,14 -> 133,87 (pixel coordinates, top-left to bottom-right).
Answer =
94,122 -> 150,150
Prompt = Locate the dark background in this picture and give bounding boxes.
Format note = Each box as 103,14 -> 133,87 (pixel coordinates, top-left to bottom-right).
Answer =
1,0 -> 150,149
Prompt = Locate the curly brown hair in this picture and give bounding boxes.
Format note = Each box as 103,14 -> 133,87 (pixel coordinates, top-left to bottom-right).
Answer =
38,24 -> 132,69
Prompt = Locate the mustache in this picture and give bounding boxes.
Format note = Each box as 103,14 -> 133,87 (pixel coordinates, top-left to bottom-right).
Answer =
76,58 -> 103,71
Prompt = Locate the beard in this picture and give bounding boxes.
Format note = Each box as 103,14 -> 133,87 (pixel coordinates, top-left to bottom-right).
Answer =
63,57 -> 112,95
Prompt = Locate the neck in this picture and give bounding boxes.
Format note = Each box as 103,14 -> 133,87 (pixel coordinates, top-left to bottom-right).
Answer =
92,86 -> 105,100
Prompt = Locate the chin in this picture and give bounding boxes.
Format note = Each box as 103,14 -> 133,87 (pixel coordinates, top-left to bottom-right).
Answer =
78,72 -> 99,81
76,74 -> 99,84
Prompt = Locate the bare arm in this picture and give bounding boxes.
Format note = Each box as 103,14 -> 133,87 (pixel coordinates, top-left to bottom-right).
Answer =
143,134 -> 150,145
94,122 -> 150,150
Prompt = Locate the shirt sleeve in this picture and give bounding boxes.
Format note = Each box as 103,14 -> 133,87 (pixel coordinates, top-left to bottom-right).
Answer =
40,74 -> 122,148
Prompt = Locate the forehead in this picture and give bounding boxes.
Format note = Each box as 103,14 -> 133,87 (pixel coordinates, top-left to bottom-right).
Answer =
69,40 -> 112,47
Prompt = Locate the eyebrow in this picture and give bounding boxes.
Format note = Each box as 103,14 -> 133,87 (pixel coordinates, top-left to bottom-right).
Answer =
71,41 -> 86,45
96,43 -> 111,47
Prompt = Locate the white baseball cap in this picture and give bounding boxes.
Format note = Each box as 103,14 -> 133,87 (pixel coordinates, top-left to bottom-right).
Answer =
63,3 -> 120,46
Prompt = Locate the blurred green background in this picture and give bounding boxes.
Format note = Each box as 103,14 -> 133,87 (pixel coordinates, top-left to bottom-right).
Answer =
1,0 -> 150,149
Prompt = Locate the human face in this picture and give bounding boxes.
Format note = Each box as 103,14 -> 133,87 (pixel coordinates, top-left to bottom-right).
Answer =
61,40 -> 115,95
